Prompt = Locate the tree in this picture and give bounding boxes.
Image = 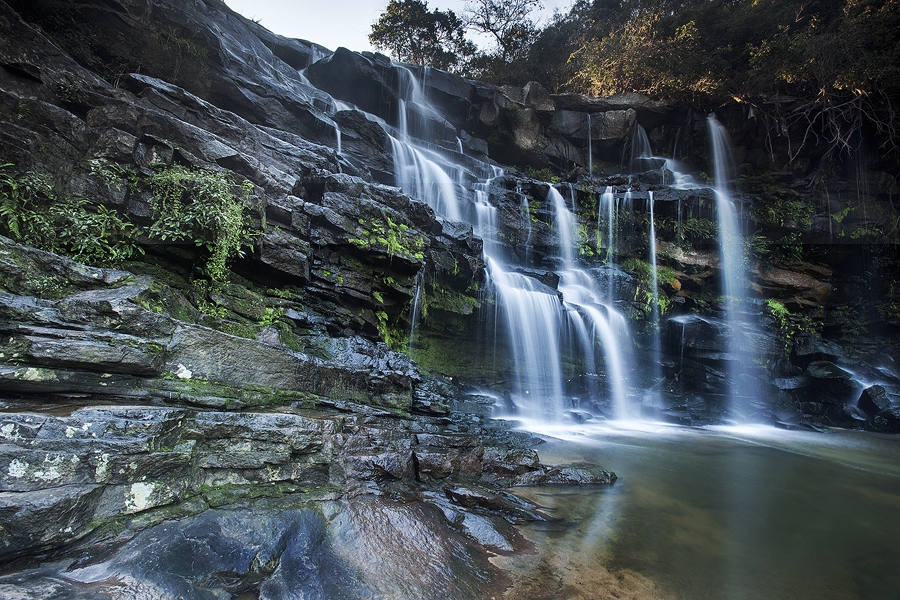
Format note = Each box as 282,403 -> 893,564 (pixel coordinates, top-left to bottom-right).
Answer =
370,0 -> 475,72
463,0 -> 543,62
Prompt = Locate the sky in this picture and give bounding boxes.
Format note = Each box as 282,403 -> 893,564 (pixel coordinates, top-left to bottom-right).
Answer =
223,0 -> 574,55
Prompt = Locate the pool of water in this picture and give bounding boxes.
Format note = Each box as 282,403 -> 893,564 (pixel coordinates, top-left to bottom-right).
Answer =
498,421 -> 900,600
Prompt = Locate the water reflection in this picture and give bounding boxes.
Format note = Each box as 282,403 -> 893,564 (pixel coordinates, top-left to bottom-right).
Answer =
501,423 -> 900,600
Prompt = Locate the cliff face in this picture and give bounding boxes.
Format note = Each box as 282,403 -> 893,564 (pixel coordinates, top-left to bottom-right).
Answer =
0,0 -> 898,593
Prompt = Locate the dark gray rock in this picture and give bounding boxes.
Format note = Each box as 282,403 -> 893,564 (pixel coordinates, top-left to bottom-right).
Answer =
0,484 -> 104,561
857,385 -> 892,416
807,361 -> 853,381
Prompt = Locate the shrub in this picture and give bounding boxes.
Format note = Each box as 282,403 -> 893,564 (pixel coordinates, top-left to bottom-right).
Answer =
148,165 -> 257,282
0,164 -> 141,264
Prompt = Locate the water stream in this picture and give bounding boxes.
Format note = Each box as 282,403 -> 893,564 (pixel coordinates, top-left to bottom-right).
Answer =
708,115 -> 758,419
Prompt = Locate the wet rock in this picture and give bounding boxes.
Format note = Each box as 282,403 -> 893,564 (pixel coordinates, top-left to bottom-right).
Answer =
878,408 -> 900,433
792,335 -> 843,367
327,496 -> 503,600
0,484 -> 104,561
481,447 -> 541,478
807,361 -> 853,381
258,229 -> 312,281
774,375 -> 810,390
566,410 -> 594,423
509,464 -> 617,486
443,483 -> 546,522
800,401 -> 824,415
857,385 -> 892,416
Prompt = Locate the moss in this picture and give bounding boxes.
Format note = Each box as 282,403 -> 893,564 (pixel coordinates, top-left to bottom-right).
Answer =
199,481 -> 302,508
217,321 -> 261,339
422,286 -> 479,318
278,328 -> 304,352
142,376 -> 321,408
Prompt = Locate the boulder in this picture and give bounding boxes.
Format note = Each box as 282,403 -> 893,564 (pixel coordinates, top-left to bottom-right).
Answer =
857,385 -> 893,416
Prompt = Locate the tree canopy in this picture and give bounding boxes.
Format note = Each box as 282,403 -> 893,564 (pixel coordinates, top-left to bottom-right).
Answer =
371,0 -> 900,160
369,0 -> 475,72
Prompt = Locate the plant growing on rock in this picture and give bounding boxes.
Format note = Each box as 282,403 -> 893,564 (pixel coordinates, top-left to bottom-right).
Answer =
349,215 -> 425,262
0,164 -> 142,265
148,166 -> 257,282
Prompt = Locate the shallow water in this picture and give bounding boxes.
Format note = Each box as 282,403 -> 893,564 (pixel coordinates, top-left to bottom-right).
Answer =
502,421 -> 900,600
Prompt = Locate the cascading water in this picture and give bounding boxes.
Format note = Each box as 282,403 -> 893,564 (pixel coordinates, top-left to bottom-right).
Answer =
707,114 -> 757,419
304,52 -> 643,422
548,186 -> 632,418
647,192 -> 663,404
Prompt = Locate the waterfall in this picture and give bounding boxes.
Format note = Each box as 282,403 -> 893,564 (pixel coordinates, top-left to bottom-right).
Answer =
599,186 -> 615,299
306,56 -> 642,423
408,267 -> 425,348
707,115 -> 756,420
647,192 -> 662,404
629,123 -> 652,171
549,186 -> 632,419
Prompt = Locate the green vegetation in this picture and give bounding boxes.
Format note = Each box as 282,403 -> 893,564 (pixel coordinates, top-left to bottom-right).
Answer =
373,0 -> 898,162
766,299 -> 825,356
0,164 -> 142,264
522,166 -> 561,184
622,257 -> 677,318
369,0 -> 474,72
148,165 -> 257,282
371,0 -> 542,79
751,196 -> 814,228
746,231 -> 805,269
349,215 -> 426,261
0,163 -> 258,282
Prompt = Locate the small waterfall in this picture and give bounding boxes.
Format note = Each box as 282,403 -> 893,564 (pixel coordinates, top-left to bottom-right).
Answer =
388,136 -> 464,221
600,186 -> 615,299
488,262 -> 567,418
335,123 -> 342,155
708,115 -> 755,420
549,186 -> 576,267
629,123 -> 652,172
518,183 -> 533,265
408,267 -> 425,348
549,186 -> 633,419
647,192 -> 662,404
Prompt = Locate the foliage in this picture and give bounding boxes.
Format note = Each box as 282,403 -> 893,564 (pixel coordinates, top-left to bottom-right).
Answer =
746,0 -> 900,158
746,230 -> 805,268
369,0 -> 475,71
464,0 -> 543,63
488,0 -> 899,160
521,166 -> 560,183
764,299 -> 826,356
148,166 -> 257,282
572,9 -> 725,103
374,309 -> 409,352
349,215 -> 426,261
621,256 -> 676,316
751,196 -> 814,227
830,305 -> 866,342
0,164 -> 142,265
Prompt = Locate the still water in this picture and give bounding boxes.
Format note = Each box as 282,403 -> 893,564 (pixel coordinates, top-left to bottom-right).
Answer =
499,422 -> 900,600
